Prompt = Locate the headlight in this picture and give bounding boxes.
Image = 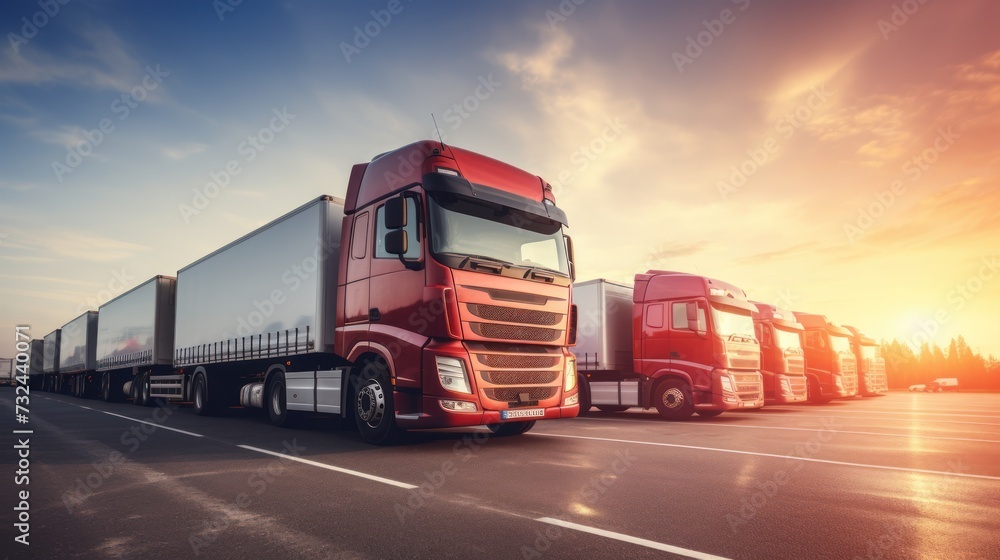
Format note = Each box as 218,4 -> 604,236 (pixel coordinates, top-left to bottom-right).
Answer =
720,375 -> 735,393
436,356 -> 471,394
834,375 -> 844,389
779,377 -> 791,393
564,359 -> 577,392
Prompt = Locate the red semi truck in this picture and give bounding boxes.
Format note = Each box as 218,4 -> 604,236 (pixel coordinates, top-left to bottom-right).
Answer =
41,141 -> 580,444
574,273 -> 764,419
751,302 -> 808,405
793,312 -> 859,403
844,325 -> 888,396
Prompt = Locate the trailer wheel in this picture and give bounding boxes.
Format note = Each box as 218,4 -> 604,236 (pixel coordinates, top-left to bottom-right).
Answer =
653,379 -> 694,420
486,421 -> 536,436
353,362 -> 404,445
131,374 -> 145,406
267,374 -> 296,427
696,410 -> 724,418
192,374 -> 217,416
102,373 -> 111,402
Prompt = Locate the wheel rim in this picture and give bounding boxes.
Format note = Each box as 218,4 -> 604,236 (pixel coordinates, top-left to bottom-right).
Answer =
271,385 -> 284,416
662,387 -> 685,410
356,380 -> 385,429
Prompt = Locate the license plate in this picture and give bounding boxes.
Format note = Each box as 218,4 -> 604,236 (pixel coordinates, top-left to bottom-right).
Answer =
501,408 -> 545,419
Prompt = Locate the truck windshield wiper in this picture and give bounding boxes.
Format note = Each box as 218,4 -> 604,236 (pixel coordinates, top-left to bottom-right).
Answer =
438,252 -> 512,272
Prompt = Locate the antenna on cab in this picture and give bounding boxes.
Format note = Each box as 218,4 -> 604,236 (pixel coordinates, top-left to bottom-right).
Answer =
431,113 -> 446,148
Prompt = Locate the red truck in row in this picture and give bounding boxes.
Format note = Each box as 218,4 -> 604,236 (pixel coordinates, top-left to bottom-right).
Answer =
573,272 -> 764,419
36,141 -> 580,443
794,312 -> 859,403
751,302 -> 808,405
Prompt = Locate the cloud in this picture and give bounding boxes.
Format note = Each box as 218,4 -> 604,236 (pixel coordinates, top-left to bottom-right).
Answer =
15,229 -> 149,262
163,142 -> 209,161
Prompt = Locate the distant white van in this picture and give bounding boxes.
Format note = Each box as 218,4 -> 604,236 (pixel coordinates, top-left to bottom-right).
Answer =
929,378 -> 959,392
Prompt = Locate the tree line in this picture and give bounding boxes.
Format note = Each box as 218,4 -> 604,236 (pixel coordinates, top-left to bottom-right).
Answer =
879,336 -> 1000,390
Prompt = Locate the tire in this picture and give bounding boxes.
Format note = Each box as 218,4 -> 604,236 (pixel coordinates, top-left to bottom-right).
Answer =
653,379 -> 694,420
487,420 -> 536,436
595,405 -> 629,414
578,379 -> 592,414
807,377 -> 831,404
696,410 -> 724,418
268,374 -> 295,427
353,362 -> 404,445
141,372 -> 156,407
192,374 -> 217,416
131,374 -> 146,406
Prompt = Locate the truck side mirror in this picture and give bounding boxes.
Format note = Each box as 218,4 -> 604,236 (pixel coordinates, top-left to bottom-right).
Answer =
687,303 -> 707,337
385,197 -> 408,230
384,230 -> 408,256
564,234 -> 576,281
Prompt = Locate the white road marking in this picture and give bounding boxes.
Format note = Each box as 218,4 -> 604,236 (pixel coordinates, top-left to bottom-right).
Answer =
531,433 -> 1000,481
537,517 -> 732,560
574,415 -> 1000,443
237,444 -> 418,490
54,398 -> 206,438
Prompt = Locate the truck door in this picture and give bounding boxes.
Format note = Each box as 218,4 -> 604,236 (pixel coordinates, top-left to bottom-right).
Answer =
669,300 -> 712,390
368,194 -> 424,386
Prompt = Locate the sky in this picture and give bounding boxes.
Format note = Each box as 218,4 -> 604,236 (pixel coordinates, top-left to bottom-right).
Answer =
1,0 -> 999,364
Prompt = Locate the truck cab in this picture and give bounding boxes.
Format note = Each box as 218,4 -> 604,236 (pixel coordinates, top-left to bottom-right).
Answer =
793,312 -> 858,403
632,271 -> 764,418
751,302 -> 808,404
337,141 -> 579,440
844,325 -> 887,396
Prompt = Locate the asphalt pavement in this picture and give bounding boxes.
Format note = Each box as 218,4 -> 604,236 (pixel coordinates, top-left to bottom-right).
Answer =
2,388 -> 998,559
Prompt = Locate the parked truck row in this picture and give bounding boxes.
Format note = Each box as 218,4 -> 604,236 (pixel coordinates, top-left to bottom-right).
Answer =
30,141 -> 580,444
24,140 -> 888,437
571,273 -> 887,420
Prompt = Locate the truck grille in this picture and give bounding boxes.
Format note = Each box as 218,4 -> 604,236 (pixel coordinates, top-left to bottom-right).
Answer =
842,373 -> 858,395
471,323 -> 562,342
467,304 -> 561,326
481,370 -> 559,385
841,359 -> 857,376
477,354 -> 560,369
786,357 -> 805,375
787,375 -> 808,397
730,357 -> 760,370
486,387 -> 558,402
733,373 -> 763,402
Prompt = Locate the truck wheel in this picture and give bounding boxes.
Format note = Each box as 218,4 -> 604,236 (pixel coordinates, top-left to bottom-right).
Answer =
696,410 -> 724,418
595,405 -> 629,413
487,420 -> 536,436
578,379 -> 592,414
653,379 -> 694,420
807,378 -> 831,404
268,374 -> 296,427
353,362 -> 404,445
193,375 -> 217,416
132,374 -> 145,406
102,373 -> 111,401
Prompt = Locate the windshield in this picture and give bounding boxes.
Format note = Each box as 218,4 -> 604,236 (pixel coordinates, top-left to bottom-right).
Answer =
830,335 -> 852,354
861,345 -> 877,360
428,193 -> 569,275
775,327 -> 803,354
711,306 -> 755,338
